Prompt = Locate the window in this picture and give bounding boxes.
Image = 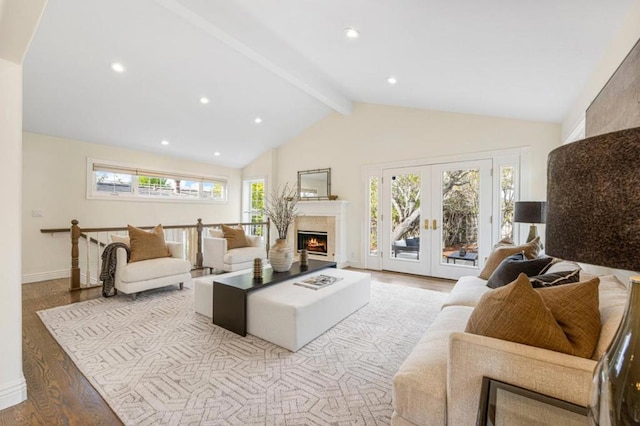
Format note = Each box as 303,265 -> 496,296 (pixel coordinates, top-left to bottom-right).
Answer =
88,159 -> 228,203
242,179 -> 265,235
499,165 -> 516,240
369,176 -> 378,255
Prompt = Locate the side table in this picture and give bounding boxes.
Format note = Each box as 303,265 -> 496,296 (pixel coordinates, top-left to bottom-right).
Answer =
477,377 -> 587,425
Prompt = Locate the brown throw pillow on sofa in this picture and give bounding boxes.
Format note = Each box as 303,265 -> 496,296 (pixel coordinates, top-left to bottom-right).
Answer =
466,274 -> 601,358
466,274 -> 574,355
221,224 -> 249,249
128,224 -> 171,262
478,236 -> 541,279
537,277 -> 601,358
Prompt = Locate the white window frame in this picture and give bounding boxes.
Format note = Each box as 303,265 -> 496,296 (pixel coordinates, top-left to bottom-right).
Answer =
87,158 -> 228,204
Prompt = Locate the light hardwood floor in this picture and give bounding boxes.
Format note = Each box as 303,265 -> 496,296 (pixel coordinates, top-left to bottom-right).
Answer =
0,269 -> 454,425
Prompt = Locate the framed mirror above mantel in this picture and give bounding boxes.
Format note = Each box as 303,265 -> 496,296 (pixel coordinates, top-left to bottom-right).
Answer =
297,168 -> 338,200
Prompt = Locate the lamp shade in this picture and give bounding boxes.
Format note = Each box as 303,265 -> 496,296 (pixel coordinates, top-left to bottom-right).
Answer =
545,126 -> 640,271
514,201 -> 547,224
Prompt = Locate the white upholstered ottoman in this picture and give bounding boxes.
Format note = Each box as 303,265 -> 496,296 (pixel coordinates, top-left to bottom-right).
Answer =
247,268 -> 371,351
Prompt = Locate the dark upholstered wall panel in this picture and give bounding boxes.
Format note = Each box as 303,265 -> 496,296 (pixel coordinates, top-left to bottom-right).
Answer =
586,38 -> 640,138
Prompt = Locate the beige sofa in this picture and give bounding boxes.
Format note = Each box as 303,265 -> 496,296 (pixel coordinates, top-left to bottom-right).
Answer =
391,267 -> 628,425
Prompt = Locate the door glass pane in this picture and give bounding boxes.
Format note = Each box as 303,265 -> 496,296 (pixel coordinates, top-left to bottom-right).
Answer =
369,177 -> 378,255
249,181 -> 264,236
441,169 -> 479,266
95,171 -> 132,194
500,165 -> 516,240
390,173 -> 421,261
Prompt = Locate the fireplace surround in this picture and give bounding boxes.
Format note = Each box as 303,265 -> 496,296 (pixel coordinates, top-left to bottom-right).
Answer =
293,200 -> 348,267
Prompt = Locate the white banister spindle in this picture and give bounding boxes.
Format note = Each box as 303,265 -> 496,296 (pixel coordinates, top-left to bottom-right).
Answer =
84,234 -> 90,287
96,232 -> 102,285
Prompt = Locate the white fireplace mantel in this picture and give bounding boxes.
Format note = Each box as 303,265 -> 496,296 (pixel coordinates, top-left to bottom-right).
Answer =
295,200 -> 349,267
296,200 -> 349,217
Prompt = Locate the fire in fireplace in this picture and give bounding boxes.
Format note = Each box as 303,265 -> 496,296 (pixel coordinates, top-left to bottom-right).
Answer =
297,231 -> 328,256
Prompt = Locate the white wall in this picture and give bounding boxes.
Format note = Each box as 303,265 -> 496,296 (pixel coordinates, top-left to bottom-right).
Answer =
22,132 -> 242,282
244,102 -> 560,266
241,147 -> 277,192
0,55 -> 28,411
562,0 -> 640,140
0,0 -> 47,410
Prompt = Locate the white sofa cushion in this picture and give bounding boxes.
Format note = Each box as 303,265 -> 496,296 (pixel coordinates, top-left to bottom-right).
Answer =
441,275 -> 490,308
110,234 -> 130,246
592,274 -> 628,359
392,305 -> 473,426
120,256 -> 191,283
223,246 -> 267,265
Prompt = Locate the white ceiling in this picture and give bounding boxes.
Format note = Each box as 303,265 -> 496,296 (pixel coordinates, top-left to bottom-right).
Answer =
23,0 -> 635,168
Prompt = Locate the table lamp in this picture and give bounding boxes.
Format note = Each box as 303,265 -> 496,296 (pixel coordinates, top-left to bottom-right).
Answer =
514,201 -> 547,243
545,126 -> 640,425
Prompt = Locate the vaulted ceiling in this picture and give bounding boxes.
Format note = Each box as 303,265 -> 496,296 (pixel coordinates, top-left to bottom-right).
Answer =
23,0 -> 635,168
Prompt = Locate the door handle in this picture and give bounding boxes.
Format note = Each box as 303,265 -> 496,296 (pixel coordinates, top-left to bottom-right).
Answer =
424,219 -> 430,230
432,219 -> 438,230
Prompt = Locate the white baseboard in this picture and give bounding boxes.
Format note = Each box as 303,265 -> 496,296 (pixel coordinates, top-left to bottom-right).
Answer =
22,269 -> 69,284
347,260 -> 364,269
0,377 -> 27,410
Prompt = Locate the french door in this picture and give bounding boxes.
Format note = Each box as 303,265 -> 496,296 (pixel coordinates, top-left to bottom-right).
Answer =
381,160 -> 492,280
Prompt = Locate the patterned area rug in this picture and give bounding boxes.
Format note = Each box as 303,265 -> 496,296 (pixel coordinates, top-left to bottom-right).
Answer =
38,281 -> 447,425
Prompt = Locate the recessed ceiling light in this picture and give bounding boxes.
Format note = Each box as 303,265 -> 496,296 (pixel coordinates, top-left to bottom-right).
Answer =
200,97 -> 210,104
161,140 -> 170,146
344,27 -> 360,39
254,117 -> 262,124
111,62 -> 125,73
387,76 -> 398,85
214,152 -> 221,156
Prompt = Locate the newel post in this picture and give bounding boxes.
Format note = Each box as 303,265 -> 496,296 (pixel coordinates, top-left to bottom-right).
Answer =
196,218 -> 204,268
70,219 -> 81,291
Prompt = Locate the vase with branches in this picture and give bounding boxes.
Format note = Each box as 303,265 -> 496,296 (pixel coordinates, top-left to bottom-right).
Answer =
263,183 -> 299,240
262,183 -> 299,271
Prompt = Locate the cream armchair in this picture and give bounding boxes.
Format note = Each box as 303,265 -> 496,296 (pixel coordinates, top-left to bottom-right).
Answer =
111,238 -> 192,300
203,230 -> 267,272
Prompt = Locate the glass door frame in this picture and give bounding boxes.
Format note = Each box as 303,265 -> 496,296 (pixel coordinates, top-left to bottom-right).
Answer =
430,160 -> 492,280
362,148 -> 528,276
380,166 -> 432,276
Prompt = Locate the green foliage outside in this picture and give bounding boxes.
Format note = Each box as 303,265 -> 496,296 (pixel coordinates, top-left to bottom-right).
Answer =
390,174 -> 421,242
441,170 -> 479,249
138,176 -> 168,188
369,177 -> 378,253
250,181 -> 265,236
500,166 -> 515,239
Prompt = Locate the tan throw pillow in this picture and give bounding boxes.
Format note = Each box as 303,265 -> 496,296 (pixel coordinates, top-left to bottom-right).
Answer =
127,224 -> 171,262
221,224 -> 248,250
478,236 -> 541,279
466,274 -> 602,358
493,236 -> 515,248
465,274 -> 574,355
537,277 -> 601,358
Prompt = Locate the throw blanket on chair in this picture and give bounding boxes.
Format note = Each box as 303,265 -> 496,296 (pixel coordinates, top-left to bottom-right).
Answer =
100,242 -> 130,297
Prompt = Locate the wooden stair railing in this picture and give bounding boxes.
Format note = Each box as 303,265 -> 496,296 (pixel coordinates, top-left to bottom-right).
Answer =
41,218 -> 270,291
